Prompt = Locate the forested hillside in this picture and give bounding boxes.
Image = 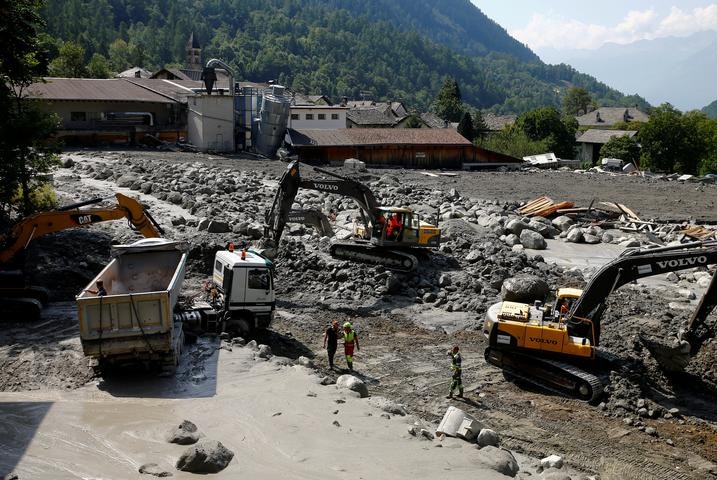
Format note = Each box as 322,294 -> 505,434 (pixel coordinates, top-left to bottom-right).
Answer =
42,0 -> 648,114
703,100 -> 717,119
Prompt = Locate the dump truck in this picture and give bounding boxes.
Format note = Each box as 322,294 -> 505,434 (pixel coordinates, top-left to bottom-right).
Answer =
76,238 -> 188,373
77,238 -> 276,373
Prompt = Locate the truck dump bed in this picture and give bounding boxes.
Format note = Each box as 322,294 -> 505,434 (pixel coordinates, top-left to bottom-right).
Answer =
76,239 -> 187,361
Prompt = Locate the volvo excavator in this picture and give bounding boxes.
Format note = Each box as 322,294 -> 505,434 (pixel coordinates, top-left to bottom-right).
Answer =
483,241 -> 717,402
0,193 -> 163,321
264,160 -> 440,271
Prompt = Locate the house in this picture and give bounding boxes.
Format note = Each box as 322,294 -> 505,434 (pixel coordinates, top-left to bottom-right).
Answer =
116,67 -> 152,79
346,109 -> 400,128
576,107 -> 649,128
289,105 -> 349,129
286,128 -> 475,168
482,113 -> 516,133
576,129 -> 637,165
24,77 -> 189,145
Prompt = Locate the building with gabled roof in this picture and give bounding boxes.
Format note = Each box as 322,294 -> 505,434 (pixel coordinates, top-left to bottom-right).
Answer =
576,107 -> 649,128
284,127 -> 519,169
576,128 -> 638,165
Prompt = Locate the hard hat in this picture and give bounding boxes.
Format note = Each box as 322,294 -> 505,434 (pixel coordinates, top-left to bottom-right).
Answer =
343,322 -> 352,329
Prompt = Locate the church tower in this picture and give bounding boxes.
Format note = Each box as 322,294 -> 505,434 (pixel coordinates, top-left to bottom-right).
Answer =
186,32 -> 201,71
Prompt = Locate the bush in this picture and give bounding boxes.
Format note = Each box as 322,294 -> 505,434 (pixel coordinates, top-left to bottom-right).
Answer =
12,183 -> 58,213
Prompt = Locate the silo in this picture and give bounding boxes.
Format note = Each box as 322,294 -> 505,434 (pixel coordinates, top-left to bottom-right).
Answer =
235,86 -> 259,150
254,85 -> 291,157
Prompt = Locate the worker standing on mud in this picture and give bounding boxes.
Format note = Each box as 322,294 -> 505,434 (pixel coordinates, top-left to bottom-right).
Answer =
323,320 -> 340,369
446,345 -> 463,399
342,322 -> 359,371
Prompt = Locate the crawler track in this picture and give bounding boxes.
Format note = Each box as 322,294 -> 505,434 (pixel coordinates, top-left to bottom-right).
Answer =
330,242 -> 418,272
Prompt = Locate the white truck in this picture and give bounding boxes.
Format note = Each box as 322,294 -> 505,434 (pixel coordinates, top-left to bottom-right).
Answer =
77,239 -> 275,373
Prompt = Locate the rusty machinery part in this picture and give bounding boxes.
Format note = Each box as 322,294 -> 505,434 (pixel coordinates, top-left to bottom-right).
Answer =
330,242 -> 418,272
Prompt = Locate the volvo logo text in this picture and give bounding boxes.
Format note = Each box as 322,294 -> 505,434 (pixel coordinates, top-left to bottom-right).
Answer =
312,182 -> 339,191
528,337 -> 559,345
656,256 -> 707,269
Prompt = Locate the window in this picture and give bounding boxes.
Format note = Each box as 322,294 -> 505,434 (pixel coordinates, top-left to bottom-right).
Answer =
331,113 -> 339,120
318,113 -> 326,120
248,269 -> 271,290
305,114 -> 314,120
214,260 -> 222,273
291,113 -> 299,120
71,111 -> 87,122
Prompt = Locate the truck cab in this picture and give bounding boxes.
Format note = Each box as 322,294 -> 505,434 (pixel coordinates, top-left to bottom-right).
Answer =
212,248 -> 275,333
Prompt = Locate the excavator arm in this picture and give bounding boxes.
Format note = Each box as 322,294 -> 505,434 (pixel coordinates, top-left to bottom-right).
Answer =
0,193 -> 163,264
264,160 -> 378,247
565,241 -> 717,370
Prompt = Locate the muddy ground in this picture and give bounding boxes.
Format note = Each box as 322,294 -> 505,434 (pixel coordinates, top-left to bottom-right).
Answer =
1,149 -> 716,479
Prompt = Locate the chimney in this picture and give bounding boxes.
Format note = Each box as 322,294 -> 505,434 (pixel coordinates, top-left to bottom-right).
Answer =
341,96 -> 347,107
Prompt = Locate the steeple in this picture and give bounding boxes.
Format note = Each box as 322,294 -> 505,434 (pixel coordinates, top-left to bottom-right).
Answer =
186,32 -> 201,71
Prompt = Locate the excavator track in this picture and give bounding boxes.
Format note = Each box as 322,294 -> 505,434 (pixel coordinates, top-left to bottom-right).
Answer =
330,242 -> 418,272
485,347 -> 604,403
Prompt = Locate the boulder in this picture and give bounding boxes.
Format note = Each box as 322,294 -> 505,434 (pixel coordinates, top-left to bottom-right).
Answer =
476,428 -> 500,448
336,374 -> 369,398
540,454 -> 564,469
552,215 -> 574,232
583,233 -> 601,244
176,439 -> 234,474
520,229 -> 547,250
475,445 -> 519,477
506,218 -> 529,235
566,227 -> 583,243
207,220 -> 231,233
117,174 -> 139,188
501,275 -> 549,303
166,420 -> 201,445
504,233 -> 520,247
138,463 -> 173,477
257,344 -> 273,359
542,469 -> 572,480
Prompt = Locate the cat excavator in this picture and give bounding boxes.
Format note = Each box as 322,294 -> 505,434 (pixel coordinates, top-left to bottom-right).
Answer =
264,160 -> 440,271
0,193 -> 163,321
483,241 -> 717,402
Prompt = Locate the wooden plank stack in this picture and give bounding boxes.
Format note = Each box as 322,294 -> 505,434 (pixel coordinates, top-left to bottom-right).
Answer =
517,196 -> 575,217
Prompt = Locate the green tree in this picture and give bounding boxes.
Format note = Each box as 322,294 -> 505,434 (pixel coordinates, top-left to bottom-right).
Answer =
477,128 -> 549,159
639,104 -> 708,174
457,111 -> 475,142
0,0 -> 62,215
562,87 -> 595,115
48,40 -> 88,77
108,38 -> 132,72
87,52 -> 110,78
514,107 -> 577,159
473,110 -> 488,139
430,77 -> 464,122
599,135 -> 641,166
402,113 -> 423,128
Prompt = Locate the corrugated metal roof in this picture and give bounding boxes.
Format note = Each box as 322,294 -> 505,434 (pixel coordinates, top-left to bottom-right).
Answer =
26,78 -> 179,103
288,128 -> 472,147
347,109 -> 397,126
576,129 -> 637,144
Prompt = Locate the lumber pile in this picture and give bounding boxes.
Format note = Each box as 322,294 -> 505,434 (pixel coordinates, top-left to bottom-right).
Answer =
517,196 -> 574,217
680,225 -> 717,241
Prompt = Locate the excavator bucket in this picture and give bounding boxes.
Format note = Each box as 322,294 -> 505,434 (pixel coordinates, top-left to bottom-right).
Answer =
639,331 -> 692,372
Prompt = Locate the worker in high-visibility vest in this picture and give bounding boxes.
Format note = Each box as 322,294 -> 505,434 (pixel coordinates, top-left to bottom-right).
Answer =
342,322 -> 360,371
446,345 -> 463,399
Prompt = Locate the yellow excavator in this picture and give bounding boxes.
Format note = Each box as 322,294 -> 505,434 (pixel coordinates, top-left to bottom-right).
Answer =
0,193 -> 163,321
264,160 -> 441,271
484,241 -> 717,402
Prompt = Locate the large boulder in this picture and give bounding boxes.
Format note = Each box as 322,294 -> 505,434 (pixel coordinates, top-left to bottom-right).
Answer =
552,215 -> 574,232
166,420 -> 201,445
176,439 -> 234,473
506,218 -> 529,235
566,227 -> 583,243
519,229 -> 547,250
476,428 -> 500,448
336,374 -> 369,398
501,275 -> 550,303
475,445 -> 519,477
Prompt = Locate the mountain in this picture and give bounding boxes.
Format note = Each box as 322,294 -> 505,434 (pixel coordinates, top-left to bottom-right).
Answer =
703,100 -> 717,119
41,0 -> 647,114
538,31 -> 717,111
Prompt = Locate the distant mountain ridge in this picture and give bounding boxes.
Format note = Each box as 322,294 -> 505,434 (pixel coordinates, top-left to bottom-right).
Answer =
42,0 -> 646,114
538,31 -> 717,111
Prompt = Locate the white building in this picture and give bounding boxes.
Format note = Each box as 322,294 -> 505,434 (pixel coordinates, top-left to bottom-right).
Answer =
187,94 -> 235,152
288,105 -> 348,130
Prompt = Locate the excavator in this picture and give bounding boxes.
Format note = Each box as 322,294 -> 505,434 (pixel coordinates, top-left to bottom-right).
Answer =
0,193 -> 163,321
264,160 -> 440,271
483,241 -> 717,402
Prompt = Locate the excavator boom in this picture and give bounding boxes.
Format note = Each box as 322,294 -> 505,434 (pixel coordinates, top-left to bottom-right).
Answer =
0,193 -> 163,264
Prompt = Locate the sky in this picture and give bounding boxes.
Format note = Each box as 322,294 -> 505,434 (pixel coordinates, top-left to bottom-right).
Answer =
472,1 -> 717,52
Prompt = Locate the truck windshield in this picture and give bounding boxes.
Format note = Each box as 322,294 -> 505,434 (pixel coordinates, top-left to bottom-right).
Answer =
248,269 -> 271,290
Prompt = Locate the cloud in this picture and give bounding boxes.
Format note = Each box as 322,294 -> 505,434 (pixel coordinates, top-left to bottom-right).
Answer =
513,4 -> 717,51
